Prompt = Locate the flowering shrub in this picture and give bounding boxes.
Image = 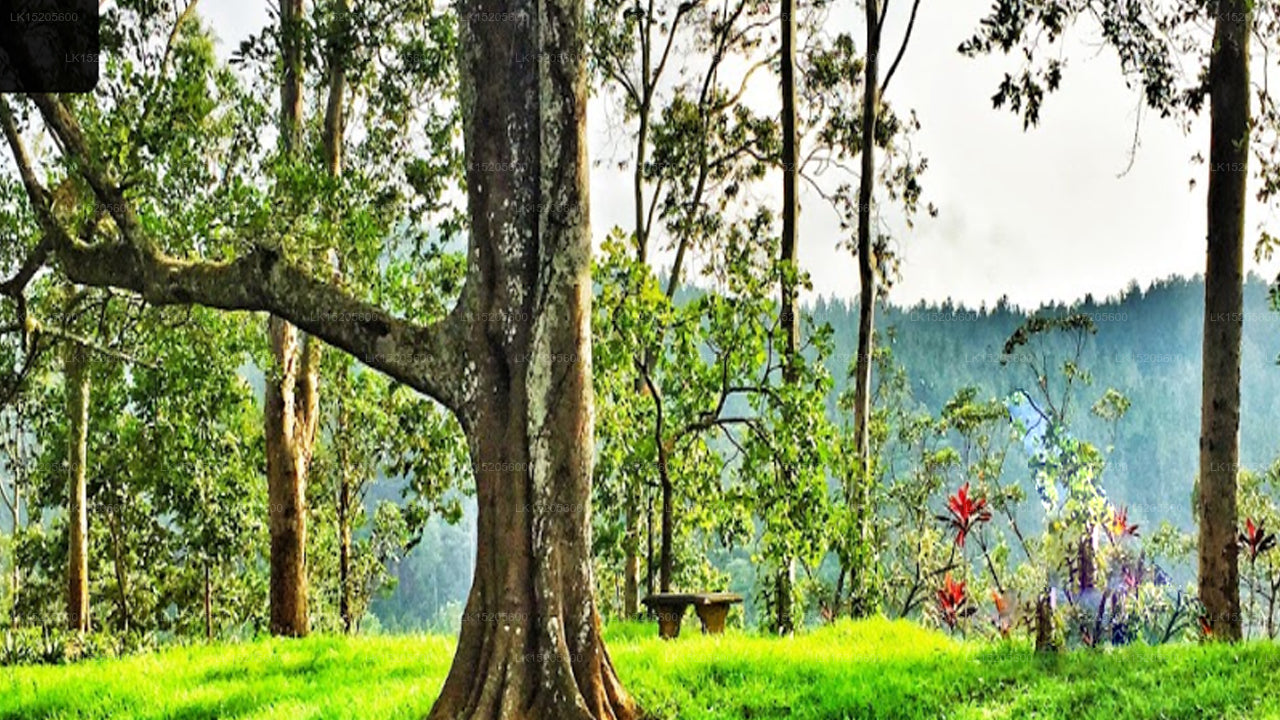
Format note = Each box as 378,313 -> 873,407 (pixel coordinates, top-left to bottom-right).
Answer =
935,574 -> 975,631
1239,518 -> 1276,562
937,483 -> 991,549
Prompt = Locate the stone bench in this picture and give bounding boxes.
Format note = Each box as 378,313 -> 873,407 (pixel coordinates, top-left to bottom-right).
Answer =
641,592 -> 743,639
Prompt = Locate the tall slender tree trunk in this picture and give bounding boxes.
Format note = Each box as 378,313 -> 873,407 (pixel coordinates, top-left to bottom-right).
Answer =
1198,0 -> 1250,642
848,0 -> 881,619
324,0 -> 354,636
265,317 -> 319,637
338,453 -> 355,634
624,96 -> 651,619
204,558 -> 213,642
64,342 -> 89,633
108,510 -> 130,633
264,0 -> 329,638
774,0 -> 800,635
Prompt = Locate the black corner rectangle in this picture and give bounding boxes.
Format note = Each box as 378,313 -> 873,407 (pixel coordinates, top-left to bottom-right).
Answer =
0,0 -> 99,93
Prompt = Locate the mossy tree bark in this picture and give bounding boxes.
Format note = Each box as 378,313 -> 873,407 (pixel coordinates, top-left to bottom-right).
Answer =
263,0 -> 317,638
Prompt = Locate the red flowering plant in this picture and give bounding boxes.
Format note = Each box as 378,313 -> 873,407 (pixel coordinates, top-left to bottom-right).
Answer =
1239,518 -> 1277,563
937,483 -> 1007,609
1235,470 -> 1280,638
936,573 -> 977,632
1238,517 -> 1278,638
937,482 -> 992,549
990,590 -> 1017,638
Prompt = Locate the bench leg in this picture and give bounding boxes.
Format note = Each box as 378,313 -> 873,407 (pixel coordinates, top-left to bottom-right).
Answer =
695,604 -> 730,634
656,610 -> 684,639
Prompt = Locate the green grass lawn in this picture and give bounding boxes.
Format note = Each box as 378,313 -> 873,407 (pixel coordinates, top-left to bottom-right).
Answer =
4,618 -> 1280,719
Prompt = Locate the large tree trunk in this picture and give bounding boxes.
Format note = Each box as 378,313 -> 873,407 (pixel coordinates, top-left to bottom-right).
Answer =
1198,0 -> 1250,642
64,342 -> 89,633
847,0 -> 880,619
424,0 -> 635,715
265,317 -> 319,637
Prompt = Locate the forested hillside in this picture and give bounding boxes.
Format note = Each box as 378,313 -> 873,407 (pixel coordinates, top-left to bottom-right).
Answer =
376,272 -> 1280,630
815,273 -> 1280,531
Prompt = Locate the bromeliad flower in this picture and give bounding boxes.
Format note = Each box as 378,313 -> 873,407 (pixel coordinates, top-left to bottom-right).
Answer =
1239,518 -> 1277,562
937,482 -> 992,548
936,573 -> 974,629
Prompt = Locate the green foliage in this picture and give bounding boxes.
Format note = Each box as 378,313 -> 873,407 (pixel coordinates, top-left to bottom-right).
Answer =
0,0 -> 471,641
1,626 -> 157,667
1237,461 -> 1280,638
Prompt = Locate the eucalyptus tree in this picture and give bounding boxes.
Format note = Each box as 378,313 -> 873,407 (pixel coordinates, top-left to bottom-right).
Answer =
588,0 -> 692,618
62,339 -> 89,632
959,0 -> 1277,641
5,286 -> 173,633
775,0 -> 800,635
0,398 -> 32,623
0,0 -> 272,635
774,15 -> 929,616
0,1 -> 638,718
259,0 -> 327,638
844,0 -> 923,618
313,0 -> 468,635
246,0 -> 468,635
316,353 -> 469,634
589,0 -> 778,608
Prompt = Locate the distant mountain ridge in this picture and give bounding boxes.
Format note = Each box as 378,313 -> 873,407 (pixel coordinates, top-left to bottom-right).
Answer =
810,273 -> 1280,531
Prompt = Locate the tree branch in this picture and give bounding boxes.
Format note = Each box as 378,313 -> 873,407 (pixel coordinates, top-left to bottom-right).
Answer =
3,93 -> 467,412
53,239 -> 466,410
879,0 -> 921,96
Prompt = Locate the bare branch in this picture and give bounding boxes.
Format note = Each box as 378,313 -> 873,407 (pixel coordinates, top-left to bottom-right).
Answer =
879,0 -> 921,96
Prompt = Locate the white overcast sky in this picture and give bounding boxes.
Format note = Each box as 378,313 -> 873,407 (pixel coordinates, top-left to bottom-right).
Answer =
197,0 -> 1280,309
